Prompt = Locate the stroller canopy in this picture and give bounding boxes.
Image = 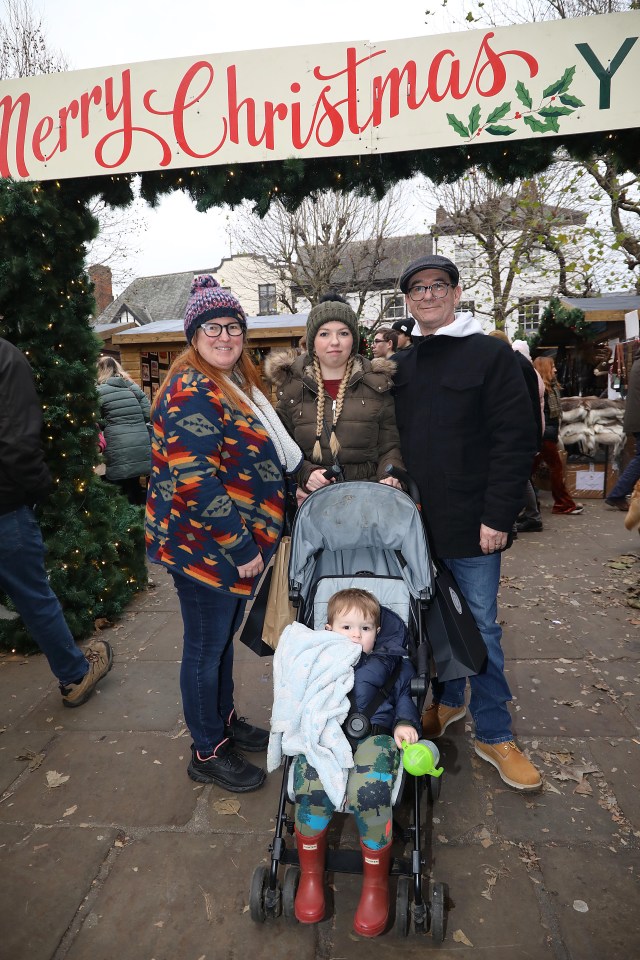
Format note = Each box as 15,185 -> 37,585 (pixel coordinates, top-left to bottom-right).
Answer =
288,482 -> 434,604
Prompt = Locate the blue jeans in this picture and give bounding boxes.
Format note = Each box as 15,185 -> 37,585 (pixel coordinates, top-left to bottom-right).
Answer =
608,433 -> 640,499
0,506 -> 88,686
171,571 -> 245,755
430,553 -> 513,745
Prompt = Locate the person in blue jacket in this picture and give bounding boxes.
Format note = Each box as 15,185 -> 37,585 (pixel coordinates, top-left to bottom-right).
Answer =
292,588 -> 420,938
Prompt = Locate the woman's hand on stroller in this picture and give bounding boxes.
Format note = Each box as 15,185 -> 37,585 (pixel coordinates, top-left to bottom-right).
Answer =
394,724 -> 419,749
379,476 -> 402,489
236,551 -> 264,579
306,468 -> 336,492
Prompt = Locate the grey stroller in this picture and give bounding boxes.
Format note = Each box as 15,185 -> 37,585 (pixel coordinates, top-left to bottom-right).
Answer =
249,480 -> 449,940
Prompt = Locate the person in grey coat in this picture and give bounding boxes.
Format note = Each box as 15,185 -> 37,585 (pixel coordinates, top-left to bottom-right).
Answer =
96,356 -> 151,505
606,349 -> 640,509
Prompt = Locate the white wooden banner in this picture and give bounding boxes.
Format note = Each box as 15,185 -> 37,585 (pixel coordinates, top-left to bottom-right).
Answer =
0,12 -> 638,181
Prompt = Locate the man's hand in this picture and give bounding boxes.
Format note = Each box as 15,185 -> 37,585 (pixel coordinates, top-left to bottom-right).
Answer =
237,553 -> 264,579
479,524 -> 508,555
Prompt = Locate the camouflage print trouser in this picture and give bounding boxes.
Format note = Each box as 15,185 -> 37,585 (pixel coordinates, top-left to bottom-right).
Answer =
294,734 -> 399,850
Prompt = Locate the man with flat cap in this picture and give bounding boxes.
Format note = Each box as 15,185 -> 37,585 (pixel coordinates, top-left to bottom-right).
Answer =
392,254 -> 541,792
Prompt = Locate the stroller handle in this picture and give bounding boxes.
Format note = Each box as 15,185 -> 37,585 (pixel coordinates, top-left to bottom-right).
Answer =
322,464 -> 343,482
386,465 -> 422,508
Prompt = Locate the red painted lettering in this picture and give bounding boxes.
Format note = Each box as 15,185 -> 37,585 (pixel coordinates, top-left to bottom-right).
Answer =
0,92 -> 30,177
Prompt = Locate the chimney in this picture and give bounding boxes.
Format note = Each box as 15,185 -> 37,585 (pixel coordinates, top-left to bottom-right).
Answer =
88,264 -> 114,318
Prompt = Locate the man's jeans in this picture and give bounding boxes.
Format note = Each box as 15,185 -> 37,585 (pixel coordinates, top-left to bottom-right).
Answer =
0,506 -> 87,686
608,433 -> 640,499
171,571 -> 244,755
430,553 -> 513,745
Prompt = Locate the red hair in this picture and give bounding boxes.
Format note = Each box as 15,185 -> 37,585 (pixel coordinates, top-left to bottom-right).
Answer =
152,344 -> 264,414
533,356 -> 555,391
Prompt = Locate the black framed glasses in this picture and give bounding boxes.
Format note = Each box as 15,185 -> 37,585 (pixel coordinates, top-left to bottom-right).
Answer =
373,338 -> 388,345
200,321 -> 245,338
408,282 -> 452,301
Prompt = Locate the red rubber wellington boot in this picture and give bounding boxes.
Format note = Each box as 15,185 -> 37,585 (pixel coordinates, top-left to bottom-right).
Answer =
353,840 -> 393,937
294,827 -> 328,923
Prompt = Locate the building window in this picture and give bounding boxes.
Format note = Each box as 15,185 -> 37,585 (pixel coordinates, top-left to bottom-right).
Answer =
454,241 -> 481,273
455,299 -> 475,315
381,293 -> 406,319
258,283 -> 277,315
518,298 -> 540,333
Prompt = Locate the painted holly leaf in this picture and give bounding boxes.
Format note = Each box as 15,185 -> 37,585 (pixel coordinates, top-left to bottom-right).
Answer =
486,102 -> 511,123
447,113 -> 470,138
539,105 -> 574,117
485,124 -> 516,136
542,66 -> 576,98
559,94 -> 585,108
468,104 -> 481,135
515,81 -> 532,109
523,115 -> 551,133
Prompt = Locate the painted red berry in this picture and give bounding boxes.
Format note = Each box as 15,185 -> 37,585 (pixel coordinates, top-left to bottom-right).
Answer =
551,96 -> 556,101
515,112 -> 521,119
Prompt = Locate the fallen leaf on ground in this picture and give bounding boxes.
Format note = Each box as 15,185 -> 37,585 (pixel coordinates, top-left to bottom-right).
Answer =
453,929 -> 473,946
45,770 -> 69,788
16,750 -> 45,771
62,804 -> 77,817
213,797 -> 243,817
574,780 -> 593,796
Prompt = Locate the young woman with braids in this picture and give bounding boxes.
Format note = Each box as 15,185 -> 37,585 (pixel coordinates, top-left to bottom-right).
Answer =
265,296 -> 404,501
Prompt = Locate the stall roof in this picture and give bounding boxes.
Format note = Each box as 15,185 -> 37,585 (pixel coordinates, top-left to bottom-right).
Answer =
561,293 -> 640,321
113,313 -> 308,341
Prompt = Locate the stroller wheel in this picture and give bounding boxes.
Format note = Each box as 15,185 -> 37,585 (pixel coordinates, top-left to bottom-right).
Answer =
394,876 -> 411,937
430,881 -> 447,942
427,772 -> 442,804
249,865 -> 269,923
282,865 -> 300,921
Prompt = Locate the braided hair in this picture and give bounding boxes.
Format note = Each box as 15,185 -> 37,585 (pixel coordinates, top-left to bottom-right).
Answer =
311,353 -> 355,463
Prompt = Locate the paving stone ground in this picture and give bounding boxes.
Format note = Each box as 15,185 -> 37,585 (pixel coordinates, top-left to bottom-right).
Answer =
0,493 -> 638,960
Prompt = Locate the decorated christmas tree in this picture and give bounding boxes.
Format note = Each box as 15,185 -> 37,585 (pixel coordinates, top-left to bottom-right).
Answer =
0,177 -> 147,653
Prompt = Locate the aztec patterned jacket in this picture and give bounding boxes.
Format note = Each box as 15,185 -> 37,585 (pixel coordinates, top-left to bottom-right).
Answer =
145,369 -> 285,597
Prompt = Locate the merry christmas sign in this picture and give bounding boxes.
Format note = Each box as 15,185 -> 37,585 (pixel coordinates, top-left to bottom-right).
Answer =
0,13 -> 638,181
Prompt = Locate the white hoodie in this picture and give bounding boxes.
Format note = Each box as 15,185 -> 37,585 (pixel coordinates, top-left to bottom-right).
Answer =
431,311 -> 484,339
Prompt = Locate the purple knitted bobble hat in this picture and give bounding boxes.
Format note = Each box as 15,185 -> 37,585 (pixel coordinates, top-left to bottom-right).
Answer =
184,275 -> 247,344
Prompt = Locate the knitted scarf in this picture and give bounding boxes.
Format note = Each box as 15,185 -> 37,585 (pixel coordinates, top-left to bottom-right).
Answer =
547,380 -> 563,421
230,378 -> 303,474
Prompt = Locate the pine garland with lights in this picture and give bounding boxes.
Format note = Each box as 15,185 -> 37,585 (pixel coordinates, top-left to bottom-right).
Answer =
528,297 -> 595,352
0,178 -> 146,654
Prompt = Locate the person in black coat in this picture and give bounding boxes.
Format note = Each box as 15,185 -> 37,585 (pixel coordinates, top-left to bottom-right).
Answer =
393,254 -> 541,794
0,338 -> 113,707
489,331 -> 544,532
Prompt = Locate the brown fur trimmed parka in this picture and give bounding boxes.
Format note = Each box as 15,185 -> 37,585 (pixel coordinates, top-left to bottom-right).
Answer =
264,350 -> 405,489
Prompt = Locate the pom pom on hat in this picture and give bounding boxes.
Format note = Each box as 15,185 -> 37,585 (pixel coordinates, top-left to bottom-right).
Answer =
184,275 -> 246,344
512,339 -> 532,360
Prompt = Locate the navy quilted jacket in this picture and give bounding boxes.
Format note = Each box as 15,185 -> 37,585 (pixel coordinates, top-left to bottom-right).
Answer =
350,607 -> 421,735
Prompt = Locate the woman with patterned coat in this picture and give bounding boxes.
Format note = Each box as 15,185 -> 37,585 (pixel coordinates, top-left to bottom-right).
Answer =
146,276 -> 301,793
264,296 -> 405,499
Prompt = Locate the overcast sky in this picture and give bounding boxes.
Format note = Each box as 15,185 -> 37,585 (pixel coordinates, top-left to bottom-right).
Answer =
30,1 -> 460,291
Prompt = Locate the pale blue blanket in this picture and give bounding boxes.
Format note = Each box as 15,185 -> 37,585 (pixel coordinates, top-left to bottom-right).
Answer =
267,621 -> 361,807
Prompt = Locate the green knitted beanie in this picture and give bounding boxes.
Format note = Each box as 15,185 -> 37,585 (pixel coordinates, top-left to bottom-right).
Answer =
306,300 -> 360,357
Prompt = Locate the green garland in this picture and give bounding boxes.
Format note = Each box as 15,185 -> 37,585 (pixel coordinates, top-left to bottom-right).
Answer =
0,179 -> 147,654
528,297 -> 595,351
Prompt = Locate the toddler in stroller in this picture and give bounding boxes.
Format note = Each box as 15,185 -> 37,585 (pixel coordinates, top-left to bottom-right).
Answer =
271,587 -> 420,936
250,481 -> 447,940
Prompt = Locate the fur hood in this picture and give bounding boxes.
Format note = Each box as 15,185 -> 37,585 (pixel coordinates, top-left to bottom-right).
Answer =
264,349 -> 396,388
